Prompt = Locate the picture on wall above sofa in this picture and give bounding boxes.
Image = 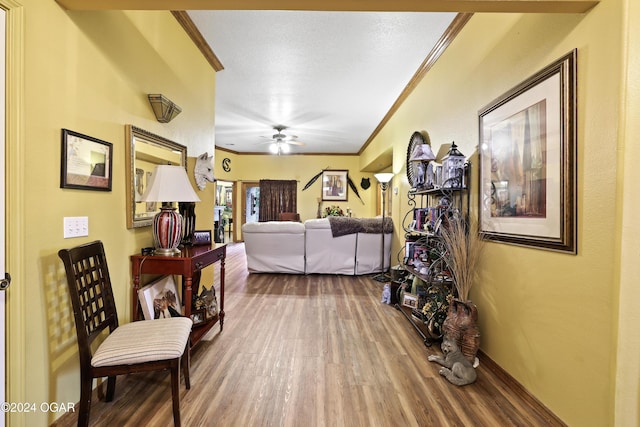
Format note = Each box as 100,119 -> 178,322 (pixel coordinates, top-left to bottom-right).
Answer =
322,170 -> 348,201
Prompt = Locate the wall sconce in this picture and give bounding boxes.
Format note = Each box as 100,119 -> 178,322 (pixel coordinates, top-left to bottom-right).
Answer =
148,94 -> 182,123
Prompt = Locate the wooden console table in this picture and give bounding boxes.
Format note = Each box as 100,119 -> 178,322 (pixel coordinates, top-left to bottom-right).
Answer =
131,244 -> 226,346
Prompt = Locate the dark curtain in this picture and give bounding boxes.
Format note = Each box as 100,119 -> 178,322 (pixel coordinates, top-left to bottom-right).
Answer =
259,180 -> 297,222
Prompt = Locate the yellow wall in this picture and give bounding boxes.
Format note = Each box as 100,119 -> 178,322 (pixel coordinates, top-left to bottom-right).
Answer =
213,151 -> 383,232
362,2 -> 626,426
7,3 -> 216,425
614,1 -> 640,425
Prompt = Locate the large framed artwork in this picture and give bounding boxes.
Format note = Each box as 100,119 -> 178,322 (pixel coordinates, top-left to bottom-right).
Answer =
478,49 -> 577,254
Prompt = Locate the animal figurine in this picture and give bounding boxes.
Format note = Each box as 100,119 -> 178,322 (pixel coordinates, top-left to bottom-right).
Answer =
381,283 -> 391,304
194,152 -> 215,190
428,337 -> 477,386
415,162 -> 426,187
194,286 -> 217,319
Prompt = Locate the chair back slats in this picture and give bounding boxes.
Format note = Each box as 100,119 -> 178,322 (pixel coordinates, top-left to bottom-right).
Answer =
59,241 -> 119,362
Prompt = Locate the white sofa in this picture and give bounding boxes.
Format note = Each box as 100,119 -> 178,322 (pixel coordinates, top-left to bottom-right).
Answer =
242,217 -> 392,275
242,221 -> 306,274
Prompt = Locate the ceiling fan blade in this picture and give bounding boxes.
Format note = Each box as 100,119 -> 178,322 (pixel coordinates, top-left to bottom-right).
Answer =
286,140 -> 305,146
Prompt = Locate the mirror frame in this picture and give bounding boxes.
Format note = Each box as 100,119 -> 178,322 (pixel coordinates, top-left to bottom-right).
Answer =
126,125 -> 187,229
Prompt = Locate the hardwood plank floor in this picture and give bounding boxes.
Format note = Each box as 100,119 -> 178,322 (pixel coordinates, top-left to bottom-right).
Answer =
53,243 -> 566,427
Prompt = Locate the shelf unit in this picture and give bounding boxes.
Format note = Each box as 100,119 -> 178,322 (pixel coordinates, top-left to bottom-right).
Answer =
395,163 -> 470,346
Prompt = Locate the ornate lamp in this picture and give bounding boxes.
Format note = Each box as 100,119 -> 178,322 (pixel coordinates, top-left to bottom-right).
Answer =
373,172 -> 394,282
441,141 -> 466,188
148,94 -> 182,123
409,143 -> 436,189
141,165 -> 200,255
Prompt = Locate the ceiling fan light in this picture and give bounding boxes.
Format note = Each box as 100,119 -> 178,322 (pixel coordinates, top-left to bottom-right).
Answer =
269,143 -> 279,154
281,143 -> 290,154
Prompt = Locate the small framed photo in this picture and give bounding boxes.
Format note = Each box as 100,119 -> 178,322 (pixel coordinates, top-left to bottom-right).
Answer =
60,128 -> 113,191
192,230 -> 212,246
402,293 -> 419,309
322,170 -> 348,201
190,308 -> 206,325
138,275 -> 182,320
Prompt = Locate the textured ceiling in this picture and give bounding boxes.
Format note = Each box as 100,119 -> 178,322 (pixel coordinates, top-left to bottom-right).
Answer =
188,10 -> 457,155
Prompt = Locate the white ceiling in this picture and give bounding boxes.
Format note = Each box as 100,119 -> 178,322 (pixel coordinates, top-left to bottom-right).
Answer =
187,10 -> 457,155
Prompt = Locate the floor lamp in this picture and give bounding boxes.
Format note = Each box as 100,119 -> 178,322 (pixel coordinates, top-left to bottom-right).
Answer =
373,173 -> 394,282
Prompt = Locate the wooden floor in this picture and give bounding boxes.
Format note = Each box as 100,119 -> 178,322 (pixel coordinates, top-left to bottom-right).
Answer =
54,243 -> 565,427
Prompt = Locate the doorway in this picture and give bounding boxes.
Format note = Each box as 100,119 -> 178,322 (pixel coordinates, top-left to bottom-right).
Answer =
215,180 -> 234,243
240,181 -> 260,241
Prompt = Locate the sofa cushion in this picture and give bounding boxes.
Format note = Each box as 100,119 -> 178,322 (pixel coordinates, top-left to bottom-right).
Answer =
242,221 -> 305,234
303,218 -> 330,229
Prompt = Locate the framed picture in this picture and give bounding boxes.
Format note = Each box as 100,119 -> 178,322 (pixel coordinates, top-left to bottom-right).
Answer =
190,308 -> 206,325
192,230 -> 212,246
322,170 -> 348,201
402,293 -> 418,309
138,275 -> 182,320
478,49 -> 577,254
60,129 -> 113,191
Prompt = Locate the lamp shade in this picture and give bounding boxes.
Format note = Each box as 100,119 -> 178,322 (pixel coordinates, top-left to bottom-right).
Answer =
374,173 -> 394,184
409,143 -> 436,162
141,165 -> 200,203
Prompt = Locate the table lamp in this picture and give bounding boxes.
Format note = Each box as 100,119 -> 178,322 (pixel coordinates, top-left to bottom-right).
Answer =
141,165 -> 200,255
409,143 -> 436,189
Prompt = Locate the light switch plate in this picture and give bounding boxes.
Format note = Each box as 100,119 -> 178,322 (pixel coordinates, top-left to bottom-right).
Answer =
64,216 -> 89,238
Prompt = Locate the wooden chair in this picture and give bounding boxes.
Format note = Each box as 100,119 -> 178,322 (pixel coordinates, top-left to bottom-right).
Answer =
58,241 -> 192,427
278,212 -> 300,222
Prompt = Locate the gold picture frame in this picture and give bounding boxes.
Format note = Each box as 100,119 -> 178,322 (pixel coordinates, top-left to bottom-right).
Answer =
478,50 -> 577,254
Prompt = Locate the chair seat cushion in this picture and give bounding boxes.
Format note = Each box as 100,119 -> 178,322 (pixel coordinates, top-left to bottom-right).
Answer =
92,317 -> 192,367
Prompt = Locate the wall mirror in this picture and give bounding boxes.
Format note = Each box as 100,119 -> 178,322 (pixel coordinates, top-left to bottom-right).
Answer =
126,125 -> 187,228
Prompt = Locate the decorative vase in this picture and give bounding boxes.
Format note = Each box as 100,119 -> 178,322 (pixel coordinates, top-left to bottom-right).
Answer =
442,298 -> 480,364
153,206 -> 183,255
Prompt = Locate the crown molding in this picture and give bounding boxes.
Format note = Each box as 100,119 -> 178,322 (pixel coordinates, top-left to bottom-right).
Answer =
359,12 -> 472,155
56,0 -> 599,14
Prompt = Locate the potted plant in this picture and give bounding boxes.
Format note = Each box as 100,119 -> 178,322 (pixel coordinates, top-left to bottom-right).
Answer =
323,205 -> 345,217
438,216 -> 485,364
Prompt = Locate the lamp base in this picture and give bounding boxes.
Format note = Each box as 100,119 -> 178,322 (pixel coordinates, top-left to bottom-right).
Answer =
154,247 -> 182,256
153,206 -> 183,256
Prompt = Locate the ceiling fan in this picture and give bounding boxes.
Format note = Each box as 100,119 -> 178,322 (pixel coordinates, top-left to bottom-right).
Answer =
260,125 -> 305,155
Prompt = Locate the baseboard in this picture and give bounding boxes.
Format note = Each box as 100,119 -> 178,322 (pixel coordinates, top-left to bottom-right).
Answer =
478,350 -> 567,426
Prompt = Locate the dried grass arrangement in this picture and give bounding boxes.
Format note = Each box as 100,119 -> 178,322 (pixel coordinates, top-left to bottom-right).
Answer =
439,216 -> 485,301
